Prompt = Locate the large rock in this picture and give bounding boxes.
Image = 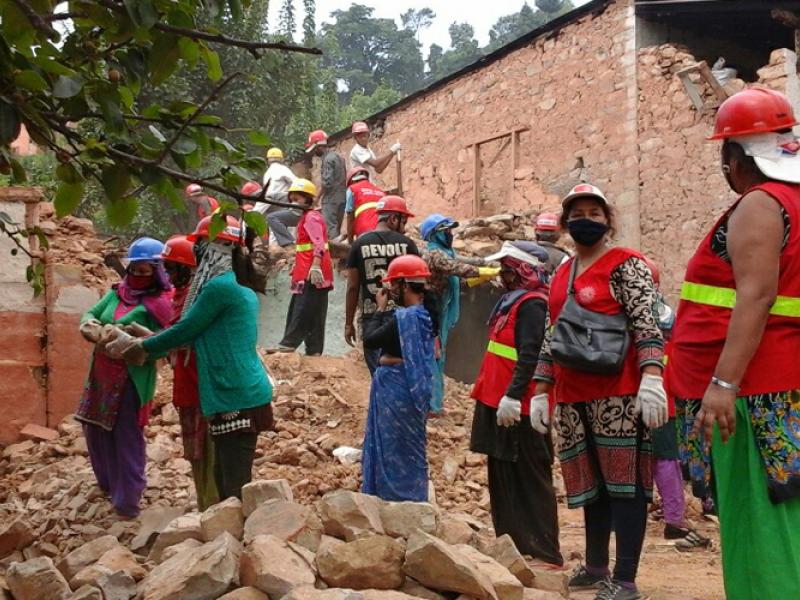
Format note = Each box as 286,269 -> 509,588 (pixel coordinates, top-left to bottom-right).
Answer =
435,515 -> 474,546
139,532 -> 242,600
201,497 -> 244,542
0,517 -> 35,558
131,507 -> 185,551
239,534 -> 316,598
485,535 -> 535,587
95,570 -> 136,600
241,480 -> 294,517
402,531 -> 497,600
7,557 -> 72,600
399,578 -> 447,600
522,590 -> 565,600
70,545 -> 146,588
456,545 -> 523,600
71,585 -> 103,600
56,535 -> 120,581
319,491 -> 384,541
160,539 -> 204,563
218,587 -> 269,599
378,502 -> 438,539
317,535 -> 405,590
280,590 -> 417,600
148,513 -> 203,563
243,500 -> 322,550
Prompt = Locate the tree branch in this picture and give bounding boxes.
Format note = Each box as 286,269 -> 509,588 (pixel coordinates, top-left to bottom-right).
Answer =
9,0 -> 59,39
158,71 -> 240,162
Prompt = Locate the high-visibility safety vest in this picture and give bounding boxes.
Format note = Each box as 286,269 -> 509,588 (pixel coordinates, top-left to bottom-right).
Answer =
291,210 -> 334,288
667,181 -> 800,398
548,248 -> 643,404
471,291 -> 547,416
349,180 -> 385,237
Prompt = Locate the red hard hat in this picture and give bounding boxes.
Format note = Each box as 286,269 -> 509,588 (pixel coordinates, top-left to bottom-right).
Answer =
535,212 -> 559,231
643,256 -> 660,287
306,129 -> 328,148
710,87 -> 798,140
376,195 -> 414,217
347,166 -> 369,185
161,235 -> 197,267
352,121 -> 369,134
383,255 -> 431,283
241,181 -> 262,196
185,183 -> 203,196
187,215 -> 244,245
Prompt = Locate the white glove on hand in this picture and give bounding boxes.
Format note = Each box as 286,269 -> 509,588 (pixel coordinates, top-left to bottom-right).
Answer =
308,266 -> 324,287
105,331 -> 137,360
496,396 -> 521,427
123,322 -> 154,338
390,141 -> 402,153
80,319 -> 103,343
635,373 -> 668,429
530,393 -> 550,434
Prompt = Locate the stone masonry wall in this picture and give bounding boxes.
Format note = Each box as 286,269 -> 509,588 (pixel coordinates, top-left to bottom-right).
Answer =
318,0 -> 643,246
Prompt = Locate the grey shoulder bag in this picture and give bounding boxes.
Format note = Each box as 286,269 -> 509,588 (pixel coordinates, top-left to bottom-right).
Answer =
550,259 -> 630,374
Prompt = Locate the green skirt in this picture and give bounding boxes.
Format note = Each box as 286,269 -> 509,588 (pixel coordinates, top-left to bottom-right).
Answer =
713,398 -> 800,600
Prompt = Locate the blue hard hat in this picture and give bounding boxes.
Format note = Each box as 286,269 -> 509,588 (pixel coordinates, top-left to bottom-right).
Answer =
127,237 -> 165,263
419,214 -> 458,241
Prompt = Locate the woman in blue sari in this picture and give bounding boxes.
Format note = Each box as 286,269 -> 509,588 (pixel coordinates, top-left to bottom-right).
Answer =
361,255 -> 436,501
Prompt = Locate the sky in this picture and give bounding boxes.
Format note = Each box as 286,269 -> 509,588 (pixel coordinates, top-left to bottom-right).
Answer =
269,0 -> 590,53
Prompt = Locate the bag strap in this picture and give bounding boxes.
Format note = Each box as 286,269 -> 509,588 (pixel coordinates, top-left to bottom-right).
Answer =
567,258 -> 579,297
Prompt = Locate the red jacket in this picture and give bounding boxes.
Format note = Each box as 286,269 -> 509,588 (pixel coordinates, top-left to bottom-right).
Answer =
472,291 -> 546,416
349,180 -> 385,237
548,248 -> 643,403
667,182 -> 800,398
292,210 -> 333,289
169,285 -> 199,409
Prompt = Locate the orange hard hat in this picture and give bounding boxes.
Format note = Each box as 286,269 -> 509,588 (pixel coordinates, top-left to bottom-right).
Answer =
185,183 -> 203,196
241,181 -> 262,196
187,215 -> 244,245
376,195 -> 414,217
643,256 -> 660,287
535,212 -> 559,231
347,166 -> 369,185
352,121 -> 369,134
161,235 -> 197,267
306,129 -> 328,148
710,87 -> 798,140
383,254 -> 431,283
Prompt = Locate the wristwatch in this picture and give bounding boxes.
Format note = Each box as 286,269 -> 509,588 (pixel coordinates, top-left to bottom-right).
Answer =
711,376 -> 740,393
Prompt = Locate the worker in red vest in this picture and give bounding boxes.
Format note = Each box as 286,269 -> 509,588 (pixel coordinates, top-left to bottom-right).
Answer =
667,88 -> 800,600
345,166 -> 386,242
184,184 -> 219,225
534,212 -> 571,274
276,179 -> 334,356
470,240 -> 562,567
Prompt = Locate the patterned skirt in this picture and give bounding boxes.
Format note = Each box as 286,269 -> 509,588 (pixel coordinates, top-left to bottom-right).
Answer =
554,396 -> 653,508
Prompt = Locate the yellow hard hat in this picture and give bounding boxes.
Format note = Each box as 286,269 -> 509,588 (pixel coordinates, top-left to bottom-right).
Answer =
267,147 -> 284,160
288,178 -> 317,198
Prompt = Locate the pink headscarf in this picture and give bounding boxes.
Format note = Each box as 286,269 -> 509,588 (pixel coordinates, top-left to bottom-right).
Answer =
502,256 -> 549,295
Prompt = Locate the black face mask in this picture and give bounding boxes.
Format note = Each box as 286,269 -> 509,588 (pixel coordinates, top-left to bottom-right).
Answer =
567,218 -> 609,247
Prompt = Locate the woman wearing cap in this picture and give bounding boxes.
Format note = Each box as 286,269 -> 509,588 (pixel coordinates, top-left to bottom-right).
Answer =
361,255 -> 436,501
420,214 -> 496,412
470,241 -> 562,566
532,184 -> 667,600
161,235 -> 219,511
276,179 -> 334,355
667,88 -> 800,599
122,216 -> 273,501
77,237 -> 173,518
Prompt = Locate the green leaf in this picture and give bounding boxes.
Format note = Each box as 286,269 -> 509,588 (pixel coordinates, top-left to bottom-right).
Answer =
26,262 -> 45,297
34,58 -> 76,76
155,178 -> 185,211
14,70 -> 48,92
248,130 -> 270,146
56,162 -> 84,184
10,159 -> 26,183
195,115 -> 222,126
137,0 -> 158,29
178,38 -> 200,66
0,100 -> 21,145
119,86 -> 134,110
149,35 -> 180,86
201,47 -> 222,82
171,136 -> 198,155
106,198 -> 139,227
54,181 -> 85,217
228,0 -> 244,21
101,164 -> 131,202
52,75 -> 83,98
92,85 -> 124,133
148,125 -> 166,143
243,210 -> 268,237
212,136 -> 237,154
208,212 -> 229,241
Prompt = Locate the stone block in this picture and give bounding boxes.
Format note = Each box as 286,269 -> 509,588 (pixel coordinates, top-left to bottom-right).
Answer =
240,534 -> 315,598
148,512 -> 203,562
218,588 -> 269,600
319,490 -> 385,541
316,535 -> 405,590
19,423 -> 58,442
243,500 -> 322,550
7,556 -> 71,600
241,479 -> 294,517
201,497 -> 244,542
0,517 -> 35,558
56,535 -> 120,581
456,544 -> 523,600
378,501 -> 438,539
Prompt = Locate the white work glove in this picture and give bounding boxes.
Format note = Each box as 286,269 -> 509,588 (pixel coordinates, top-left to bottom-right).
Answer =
308,266 -> 324,287
80,319 -> 103,343
105,330 -> 138,360
496,396 -> 521,427
529,393 -> 550,434
390,141 -> 402,154
635,373 -> 668,429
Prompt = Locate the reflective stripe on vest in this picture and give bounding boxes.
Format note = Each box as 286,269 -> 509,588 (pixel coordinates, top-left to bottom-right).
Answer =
354,201 -> 378,218
680,281 -> 800,317
487,340 -> 518,361
296,242 -> 330,252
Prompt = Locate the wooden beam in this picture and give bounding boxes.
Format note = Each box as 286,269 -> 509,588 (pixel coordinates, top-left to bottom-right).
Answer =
465,126 -> 530,149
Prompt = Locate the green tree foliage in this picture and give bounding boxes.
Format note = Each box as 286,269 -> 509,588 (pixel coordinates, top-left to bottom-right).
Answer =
426,22 -> 484,82
401,8 -> 436,42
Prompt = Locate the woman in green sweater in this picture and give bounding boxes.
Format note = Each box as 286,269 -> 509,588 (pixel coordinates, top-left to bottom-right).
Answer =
124,216 -> 273,500
77,237 -> 173,518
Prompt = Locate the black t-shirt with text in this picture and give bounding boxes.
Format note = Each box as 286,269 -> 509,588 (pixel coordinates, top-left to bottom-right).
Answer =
346,230 -> 419,315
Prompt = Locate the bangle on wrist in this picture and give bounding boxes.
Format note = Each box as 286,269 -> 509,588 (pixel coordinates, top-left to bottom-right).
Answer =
711,376 -> 740,393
